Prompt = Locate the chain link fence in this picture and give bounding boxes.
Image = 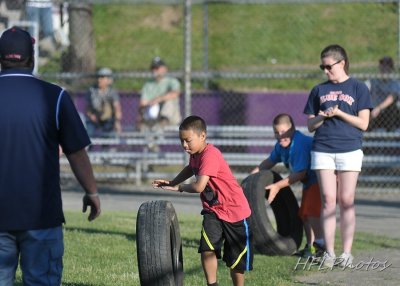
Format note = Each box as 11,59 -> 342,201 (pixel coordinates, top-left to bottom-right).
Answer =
1,0 -> 399,191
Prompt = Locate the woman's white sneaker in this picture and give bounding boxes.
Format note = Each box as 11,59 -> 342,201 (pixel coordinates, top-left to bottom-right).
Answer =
320,252 -> 336,268
338,252 -> 354,268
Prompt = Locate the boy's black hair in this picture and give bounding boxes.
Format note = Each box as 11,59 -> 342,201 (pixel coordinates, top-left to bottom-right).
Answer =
273,113 -> 296,130
179,115 -> 207,134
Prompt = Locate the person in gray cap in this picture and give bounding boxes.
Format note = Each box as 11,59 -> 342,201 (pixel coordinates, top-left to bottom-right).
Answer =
0,26 -> 100,285
138,56 -> 182,132
85,67 -> 123,136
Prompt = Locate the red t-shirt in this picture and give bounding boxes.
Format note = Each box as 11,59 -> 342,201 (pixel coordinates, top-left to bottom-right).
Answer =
189,144 -> 251,223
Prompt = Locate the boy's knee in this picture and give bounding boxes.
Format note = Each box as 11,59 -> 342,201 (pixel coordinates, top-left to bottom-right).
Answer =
230,269 -> 245,276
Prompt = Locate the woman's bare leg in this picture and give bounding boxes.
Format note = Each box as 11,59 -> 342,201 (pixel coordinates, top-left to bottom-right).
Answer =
316,169 -> 338,255
337,171 -> 358,253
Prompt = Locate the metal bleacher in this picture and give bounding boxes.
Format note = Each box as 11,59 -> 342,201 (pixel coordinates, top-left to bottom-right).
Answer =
60,125 -> 400,188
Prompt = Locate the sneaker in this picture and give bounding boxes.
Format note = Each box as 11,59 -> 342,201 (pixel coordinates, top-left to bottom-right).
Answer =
302,245 -> 316,258
320,252 -> 336,268
296,244 -> 307,256
297,244 -> 315,258
313,241 -> 326,257
337,252 -> 354,268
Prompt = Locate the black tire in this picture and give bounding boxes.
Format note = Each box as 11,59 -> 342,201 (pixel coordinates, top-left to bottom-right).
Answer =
241,170 -> 303,255
136,200 -> 183,286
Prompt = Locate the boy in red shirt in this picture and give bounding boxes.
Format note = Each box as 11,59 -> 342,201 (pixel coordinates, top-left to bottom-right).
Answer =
153,115 -> 253,286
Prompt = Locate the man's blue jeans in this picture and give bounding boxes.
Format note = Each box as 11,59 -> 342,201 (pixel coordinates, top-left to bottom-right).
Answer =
0,226 -> 63,286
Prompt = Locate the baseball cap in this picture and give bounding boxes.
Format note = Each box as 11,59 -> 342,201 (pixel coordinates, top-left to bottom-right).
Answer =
0,27 -> 35,61
150,56 -> 166,69
97,67 -> 113,77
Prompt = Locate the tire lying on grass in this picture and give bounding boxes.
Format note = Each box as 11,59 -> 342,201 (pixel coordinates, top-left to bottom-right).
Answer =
241,170 -> 303,255
136,200 -> 183,286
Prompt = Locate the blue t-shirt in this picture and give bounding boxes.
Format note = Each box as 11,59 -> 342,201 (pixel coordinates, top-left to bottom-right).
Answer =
0,69 -> 90,231
269,130 -> 317,189
303,77 -> 373,153
369,78 -> 400,106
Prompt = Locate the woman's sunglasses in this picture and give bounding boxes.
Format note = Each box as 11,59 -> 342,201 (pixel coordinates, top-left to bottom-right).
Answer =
319,60 -> 342,71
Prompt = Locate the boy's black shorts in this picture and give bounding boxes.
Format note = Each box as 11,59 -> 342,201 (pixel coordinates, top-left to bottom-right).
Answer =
198,211 -> 253,272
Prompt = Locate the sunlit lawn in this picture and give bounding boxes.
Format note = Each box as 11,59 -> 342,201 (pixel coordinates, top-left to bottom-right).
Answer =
13,210 -> 400,286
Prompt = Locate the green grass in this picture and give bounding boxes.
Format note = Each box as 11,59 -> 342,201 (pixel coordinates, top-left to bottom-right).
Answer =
13,210 -> 400,286
41,2 -> 399,91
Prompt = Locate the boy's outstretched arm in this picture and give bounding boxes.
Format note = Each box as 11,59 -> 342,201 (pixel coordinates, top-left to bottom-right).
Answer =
266,170 -> 306,204
153,170 -> 210,195
251,158 -> 275,174
178,175 -> 209,194
152,165 -> 193,191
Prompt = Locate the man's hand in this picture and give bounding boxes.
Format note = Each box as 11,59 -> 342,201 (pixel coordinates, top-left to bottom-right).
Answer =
265,183 -> 281,204
83,194 -> 101,221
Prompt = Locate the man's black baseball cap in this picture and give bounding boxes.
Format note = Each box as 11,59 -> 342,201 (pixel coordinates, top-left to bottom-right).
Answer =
0,27 -> 35,61
150,56 -> 166,69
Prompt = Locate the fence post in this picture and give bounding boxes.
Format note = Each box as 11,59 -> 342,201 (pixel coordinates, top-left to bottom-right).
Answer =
183,0 -> 192,118
398,0 -> 400,66
203,1 -> 209,89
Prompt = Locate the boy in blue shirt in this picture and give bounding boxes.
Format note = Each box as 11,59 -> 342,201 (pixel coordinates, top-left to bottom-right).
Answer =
252,113 -> 324,257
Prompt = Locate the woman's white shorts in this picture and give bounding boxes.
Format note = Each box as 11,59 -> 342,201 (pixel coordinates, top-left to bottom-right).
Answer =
311,149 -> 363,171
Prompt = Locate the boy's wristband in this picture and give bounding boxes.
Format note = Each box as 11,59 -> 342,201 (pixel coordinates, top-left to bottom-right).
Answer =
178,185 -> 184,193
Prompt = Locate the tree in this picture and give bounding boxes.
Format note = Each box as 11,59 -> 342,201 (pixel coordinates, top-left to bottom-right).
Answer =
63,3 -> 95,74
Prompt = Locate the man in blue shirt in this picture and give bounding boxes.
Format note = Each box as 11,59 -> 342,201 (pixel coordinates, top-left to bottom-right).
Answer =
0,27 -> 101,285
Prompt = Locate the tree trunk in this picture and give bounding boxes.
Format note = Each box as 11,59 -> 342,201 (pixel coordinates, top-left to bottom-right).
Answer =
64,3 -> 95,74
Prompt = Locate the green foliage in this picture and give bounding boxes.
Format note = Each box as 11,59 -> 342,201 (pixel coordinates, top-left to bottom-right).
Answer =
93,4 -> 184,72
41,2 -> 398,91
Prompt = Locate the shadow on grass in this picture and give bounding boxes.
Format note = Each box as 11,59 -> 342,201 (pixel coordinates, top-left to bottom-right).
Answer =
65,225 -> 205,250
182,238 -> 201,249
65,226 -> 135,241
62,283 -> 96,286
15,282 -> 95,286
